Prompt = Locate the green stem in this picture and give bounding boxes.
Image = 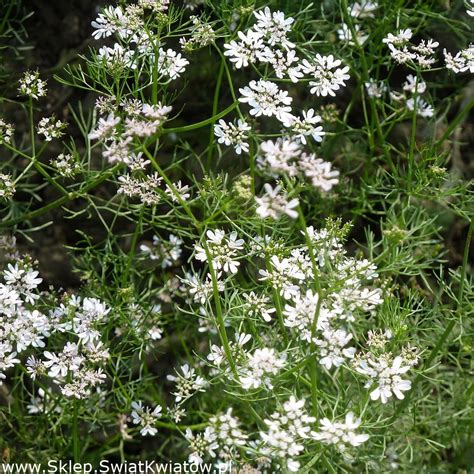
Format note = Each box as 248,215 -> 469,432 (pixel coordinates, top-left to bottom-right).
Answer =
72,400 -> 80,462
162,102 -> 237,134
207,59 -> 225,167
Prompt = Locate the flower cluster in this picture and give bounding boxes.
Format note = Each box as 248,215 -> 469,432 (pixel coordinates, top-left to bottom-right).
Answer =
312,412 -> 369,451
91,4 -> 189,79
0,253 -> 110,400
257,138 -> 339,191
255,184 -> 299,220
259,396 -> 316,472
353,337 -> 419,404
37,116 -> 67,142
0,119 -> 14,144
167,364 -> 206,404
50,153 -> 81,178
117,173 -> 163,205
213,119 -> 250,155
18,70 -> 47,99
130,401 -> 163,436
140,234 -> 184,268
0,173 -> 15,200
194,229 -> 244,274
383,29 -> 439,68
180,15 -> 216,51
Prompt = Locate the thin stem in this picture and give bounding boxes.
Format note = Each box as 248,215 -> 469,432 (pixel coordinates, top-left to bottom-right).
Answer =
72,400 -> 80,462
162,102 -> 238,134
207,59 -> 225,167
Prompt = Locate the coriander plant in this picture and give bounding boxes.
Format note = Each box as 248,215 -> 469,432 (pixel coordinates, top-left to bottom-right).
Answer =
0,0 -> 473,472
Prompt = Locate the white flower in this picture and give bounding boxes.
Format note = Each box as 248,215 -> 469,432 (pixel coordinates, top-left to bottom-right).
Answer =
337,23 -> 368,45
98,43 -> 136,69
27,388 -> 61,414
240,348 -> 286,390
261,48 -> 303,82
0,174 -> 15,200
139,0 -> 170,11
183,272 -> 224,305
302,55 -> 350,97
356,355 -> 413,404
253,7 -> 295,49
349,1 -> 379,18
72,297 -> 110,343
131,401 -> 163,436
51,153 -> 80,177
382,29 -> 413,46
239,79 -> 293,123
88,114 -> 120,141
258,255 -> 305,300
284,109 -> 325,144
387,44 -> 417,64
412,39 -> 439,68
26,356 -> 46,380
167,364 -> 207,403
103,138 -> 133,164
467,0 -> 474,16
315,328 -> 356,370
444,46 -> 474,74
158,48 -> 189,79
223,30 -> 266,69
3,263 -> 42,304
141,102 -> 173,122
255,183 -> 299,220
194,229 -> 244,274
365,79 -> 387,98
0,119 -> 14,144
406,97 -> 434,118
312,412 -> 369,450
0,283 -> 21,309
214,119 -> 251,154
165,180 -> 191,202
43,342 -> 84,379
18,70 -> 47,99
258,138 -> 301,176
259,396 -> 315,472
37,116 -> 67,142
91,6 -> 127,40
283,289 -> 320,342
209,408 -> 248,448
242,291 -> 276,322
124,152 -> 150,172
141,234 -> 183,267
298,154 -> 340,191
185,428 -> 218,464
0,343 -> 20,383
403,74 -> 427,95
